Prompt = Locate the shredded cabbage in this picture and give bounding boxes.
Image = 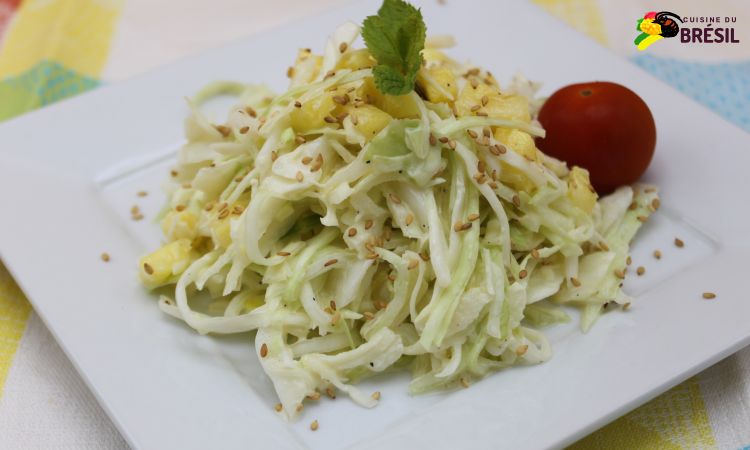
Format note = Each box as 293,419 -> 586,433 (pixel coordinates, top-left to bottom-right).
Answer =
138,24 -> 659,419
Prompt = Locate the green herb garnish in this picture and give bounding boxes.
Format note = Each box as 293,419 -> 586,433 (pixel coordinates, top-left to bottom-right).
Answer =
362,0 -> 426,96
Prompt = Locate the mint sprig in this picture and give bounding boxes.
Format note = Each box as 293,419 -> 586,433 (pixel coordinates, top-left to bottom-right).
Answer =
362,0 -> 426,96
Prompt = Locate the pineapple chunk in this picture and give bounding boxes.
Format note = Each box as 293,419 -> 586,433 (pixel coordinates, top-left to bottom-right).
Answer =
498,162 -> 536,193
567,166 -> 598,213
492,128 -> 540,193
290,48 -> 322,87
210,217 -> 232,249
161,210 -> 199,241
139,239 -> 197,289
416,65 -> 457,103
456,83 -> 530,122
359,77 -> 420,119
422,48 -> 450,65
290,94 -> 336,133
346,104 -> 392,138
494,128 -> 538,162
335,49 -> 376,71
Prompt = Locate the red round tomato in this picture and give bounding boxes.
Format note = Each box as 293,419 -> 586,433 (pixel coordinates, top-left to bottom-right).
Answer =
536,82 -> 656,194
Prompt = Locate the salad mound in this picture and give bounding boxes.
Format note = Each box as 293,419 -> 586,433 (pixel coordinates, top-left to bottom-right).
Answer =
139,7 -> 658,419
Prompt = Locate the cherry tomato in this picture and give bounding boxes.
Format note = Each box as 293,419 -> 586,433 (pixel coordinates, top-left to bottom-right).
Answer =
536,82 -> 656,194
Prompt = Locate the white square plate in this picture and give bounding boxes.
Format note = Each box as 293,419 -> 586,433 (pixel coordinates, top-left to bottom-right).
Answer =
1,1 -> 750,449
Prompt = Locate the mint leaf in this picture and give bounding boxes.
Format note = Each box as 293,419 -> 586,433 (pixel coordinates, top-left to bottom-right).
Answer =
362,0 -> 426,96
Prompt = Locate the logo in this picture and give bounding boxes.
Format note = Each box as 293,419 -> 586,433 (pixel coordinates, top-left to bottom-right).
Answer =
634,11 -> 682,51
635,11 -> 741,50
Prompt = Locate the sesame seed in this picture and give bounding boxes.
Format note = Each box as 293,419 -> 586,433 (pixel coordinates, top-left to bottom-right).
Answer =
365,219 -> 374,230
448,139 -> 456,150
387,273 -> 396,281
623,302 -> 631,310
570,276 -> 581,287
702,292 -> 716,299
637,266 -> 645,276
296,171 -> 304,182
244,106 -> 257,117
653,250 -> 662,259
477,161 -> 486,173
481,95 -> 489,106
294,100 -> 302,108
531,249 -> 540,259
363,311 -> 375,320
295,135 -> 306,144
350,114 -> 359,125
175,205 -> 186,212
408,259 -> 419,270
348,227 -> 357,237
389,193 -> 401,204
215,125 -> 231,137
132,213 -> 144,221
310,420 -> 319,431
326,387 -> 336,399
130,205 -> 140,215
420,252 -> 430,261
476,111 -> 488,117
674,238 -> 684,248
495,144 -> 507,154
324,259 -> 338,267
286,66 -> 294,78
301,156 -> 313,165
614,269 -> 626,279
454,221 -> 465,232
232,205 -> 244,215
650,198 -> 660,211
239,126 -> 250,134
296,404 -> 304,413
512,195 -> 521,208
516,345 -> 528,356
324,70 -> 336,79
459,377 -> 470,388
137,190 -> 148,197
143,263 -> 154,275
332,95 -> 349,105
489,145 -> 501,156
626,256 -> 632,265
637,215 -> 648,222
519,269 -> 528,279
467,129 -> 478,138
329,300 -> 337,311
100,253 -> 110,262
429,134 -> 437,145
170,170 -> 178,177
260,343 -> 268,357
468,213 -> 480,222
470,104 -> 481,112
483,127 -> 491,137
371,391 -> 381,400
599,241 -> 610,251
339,42 -> 348,53
218,209 -> 230,219
405,213 -> 414,226
274,403 -> 283,412
438,136 -> 449,144
470,78 -> 479,89
277,251 -> 291,256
